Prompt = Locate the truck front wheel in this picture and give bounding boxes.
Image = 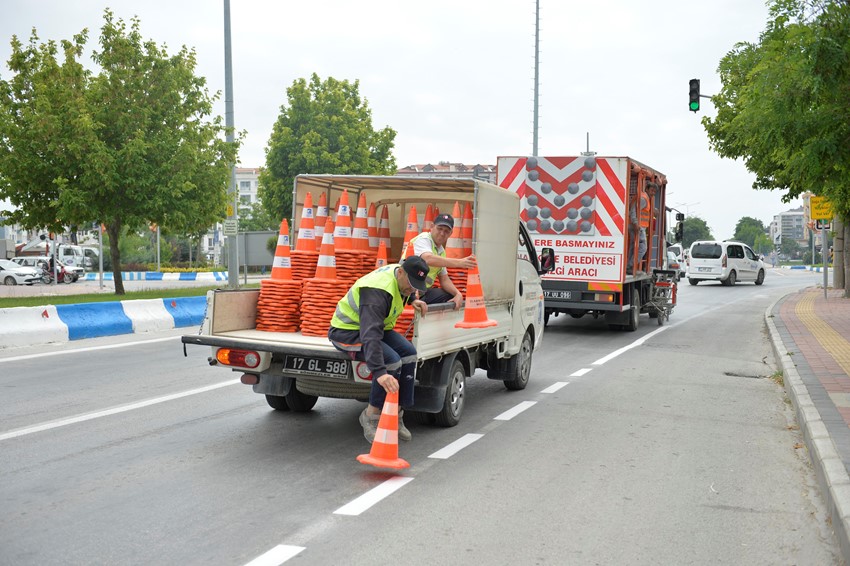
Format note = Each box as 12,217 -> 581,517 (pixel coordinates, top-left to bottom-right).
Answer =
504,330 -> 533,391
435,358 -> 466,427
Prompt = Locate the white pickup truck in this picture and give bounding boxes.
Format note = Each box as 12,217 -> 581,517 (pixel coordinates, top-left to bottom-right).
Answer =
182,175 -> 553,426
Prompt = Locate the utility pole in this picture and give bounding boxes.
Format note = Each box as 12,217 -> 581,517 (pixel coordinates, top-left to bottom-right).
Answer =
532,0 -> 540,156
224,0 -> 239,289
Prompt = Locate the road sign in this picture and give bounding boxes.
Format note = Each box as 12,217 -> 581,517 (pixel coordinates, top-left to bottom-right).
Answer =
226,204 -> 234,217
223,219 -> 238,236
816,219 -> 831,230
810,196 -> 833,220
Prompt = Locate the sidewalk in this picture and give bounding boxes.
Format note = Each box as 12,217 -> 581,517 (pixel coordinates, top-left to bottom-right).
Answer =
768,287 -> 850,560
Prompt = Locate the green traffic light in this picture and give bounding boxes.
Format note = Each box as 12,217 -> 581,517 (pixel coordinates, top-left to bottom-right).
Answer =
689,101 -> 700,111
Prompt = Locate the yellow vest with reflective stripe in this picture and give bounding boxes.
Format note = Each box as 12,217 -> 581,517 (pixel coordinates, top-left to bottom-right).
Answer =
408,232 -> 444,288
330,264 -> 405,331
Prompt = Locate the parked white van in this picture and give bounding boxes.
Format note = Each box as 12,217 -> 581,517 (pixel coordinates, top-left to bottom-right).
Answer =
687,240 -> 766,286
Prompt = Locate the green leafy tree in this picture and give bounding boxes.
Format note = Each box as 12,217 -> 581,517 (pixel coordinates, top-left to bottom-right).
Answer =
781,238 -> 803,259
682,216 -> 713,248
703,0 -> 850,292
753,232 -> 773,256
0,10 -> 238,294
733,216 -> 767,248
240,201 -> 278,232
260,74 -> 396,222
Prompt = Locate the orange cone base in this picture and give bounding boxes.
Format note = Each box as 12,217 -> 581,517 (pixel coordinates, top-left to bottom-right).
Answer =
455,318 -> 498,329
356,453 -> 410,470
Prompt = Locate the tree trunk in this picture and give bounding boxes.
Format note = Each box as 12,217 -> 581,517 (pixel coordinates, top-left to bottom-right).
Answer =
106,223 -> 125,295
834,216 -> 844,291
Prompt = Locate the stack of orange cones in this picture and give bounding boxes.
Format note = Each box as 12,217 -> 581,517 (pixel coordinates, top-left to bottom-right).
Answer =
331,198 -> 340,222
423,204 -> 435,232
399,206 -> 419,260
367,203 -> 379,251
375,240 -> 388,268
337,192 -> 376,280
314,192 -> 328,252
455,260 -> 497,329
461,202 -> 474,257
256,220 -> 302,332
356,391 -> 410,470
291,192 -> 319,280
300,217 -> 348,337
378,205 -> 392,259
333,191 -> 353,250
393,304 -> 416,341
444,201 -> 467,296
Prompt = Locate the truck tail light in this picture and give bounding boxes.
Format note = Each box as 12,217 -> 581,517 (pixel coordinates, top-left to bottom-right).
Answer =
594,293 -> 614,303
216,348 -> 261,368
353,361 -> 373,381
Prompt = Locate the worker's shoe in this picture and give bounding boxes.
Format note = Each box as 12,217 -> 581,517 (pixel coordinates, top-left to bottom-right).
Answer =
359,408 -> 380,443
398,410 -> 412,442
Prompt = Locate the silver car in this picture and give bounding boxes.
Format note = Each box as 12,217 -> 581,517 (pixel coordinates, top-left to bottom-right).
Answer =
0,259 -> 42,285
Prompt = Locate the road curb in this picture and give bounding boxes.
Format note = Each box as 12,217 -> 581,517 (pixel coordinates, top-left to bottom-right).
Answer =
0,297 -> 206,349
765,296 -> 850,562
82,271 -> 228,281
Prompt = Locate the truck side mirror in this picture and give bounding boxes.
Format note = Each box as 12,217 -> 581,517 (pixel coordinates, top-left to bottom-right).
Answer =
540,247 -> 555,272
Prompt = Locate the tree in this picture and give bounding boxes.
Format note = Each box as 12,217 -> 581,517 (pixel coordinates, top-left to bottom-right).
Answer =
733,216 -> 767,248
260,74 -> 396,222
753,232 -> 773,256
682,216 -> 713,248
239,201 -> 277,232
781,238 -> 803,259
703,0 -> 850,293
0,10 -> 238,294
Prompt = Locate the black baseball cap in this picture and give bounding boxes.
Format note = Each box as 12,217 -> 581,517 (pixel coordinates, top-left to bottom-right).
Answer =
401,255 -> 429,293
433,213 -> 454,229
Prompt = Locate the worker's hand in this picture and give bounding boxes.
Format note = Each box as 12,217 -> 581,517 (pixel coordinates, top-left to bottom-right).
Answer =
457,255 -> 477,270
376,374 -> 399,393
450,293 -> 463,310
412,299 -> 428,316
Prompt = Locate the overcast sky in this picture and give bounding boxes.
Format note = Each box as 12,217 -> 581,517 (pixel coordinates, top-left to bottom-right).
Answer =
2,0 -> 801,239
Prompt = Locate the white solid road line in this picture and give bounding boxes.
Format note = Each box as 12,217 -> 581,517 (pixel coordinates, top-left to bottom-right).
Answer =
244,545 -> 305,566
333,476 -> 415,516
0,379 -> 240,442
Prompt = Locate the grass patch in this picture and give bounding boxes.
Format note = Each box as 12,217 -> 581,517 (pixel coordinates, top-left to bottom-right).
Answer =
0,283 -> 260,309
770,370 -> 784,387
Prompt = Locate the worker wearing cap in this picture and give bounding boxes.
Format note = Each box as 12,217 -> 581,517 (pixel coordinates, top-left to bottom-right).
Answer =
328,255 -> 430,443
408,212 -> 477,309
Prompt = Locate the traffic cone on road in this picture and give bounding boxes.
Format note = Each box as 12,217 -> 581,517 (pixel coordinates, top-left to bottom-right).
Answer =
455,260 -> 497,329
356,391 -> 410,470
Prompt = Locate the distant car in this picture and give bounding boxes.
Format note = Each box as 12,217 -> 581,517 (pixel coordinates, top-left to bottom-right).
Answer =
12,256 -> 84,282
687,240 -> 766,286
666,251 -> 686,280
0,258 -> 42,285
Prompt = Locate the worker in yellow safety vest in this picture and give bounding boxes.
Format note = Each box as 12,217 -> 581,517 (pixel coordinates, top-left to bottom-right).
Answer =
328,256 -> 429,444
407,213 -> 476,309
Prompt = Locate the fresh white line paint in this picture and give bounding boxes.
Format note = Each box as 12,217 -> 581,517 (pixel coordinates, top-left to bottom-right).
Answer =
0,335 -> 180,363
334,476 -> 414,516
541,382 -> 569,394
592,326 -> 668,365
429,433 -> 484,459
244,545 -> 305,566
571,368 -> 592,377
0,379 -> 240,442
494,400 -> 537,421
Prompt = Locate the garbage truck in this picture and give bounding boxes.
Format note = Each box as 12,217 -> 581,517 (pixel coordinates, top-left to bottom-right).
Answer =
182,175 -> 553,426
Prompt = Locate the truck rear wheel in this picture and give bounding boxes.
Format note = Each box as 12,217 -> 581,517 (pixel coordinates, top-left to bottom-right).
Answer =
285,387 -> 318,412
626,293 -> 640,332
265,394 -> 291,411
435,358 -> 466,427
503,330 -> 533,391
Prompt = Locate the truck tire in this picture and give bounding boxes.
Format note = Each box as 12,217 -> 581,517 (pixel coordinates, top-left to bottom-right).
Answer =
503,330 -> 533,391
626,293 -> 640,332
435,358 -> 466,427
285,387 -> 319,412
265,394 -> 291,411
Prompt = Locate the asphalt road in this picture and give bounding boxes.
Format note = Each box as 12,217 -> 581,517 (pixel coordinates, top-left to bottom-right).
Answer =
0,268 -> 840,565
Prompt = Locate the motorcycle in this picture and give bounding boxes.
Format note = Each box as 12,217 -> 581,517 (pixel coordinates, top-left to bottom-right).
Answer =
40,264 -> 74,285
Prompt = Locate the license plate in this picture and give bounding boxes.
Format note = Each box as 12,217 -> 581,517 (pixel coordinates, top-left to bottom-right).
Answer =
284,355 -> 349,378
544,290 -> 573,299
698,267 -> 711,272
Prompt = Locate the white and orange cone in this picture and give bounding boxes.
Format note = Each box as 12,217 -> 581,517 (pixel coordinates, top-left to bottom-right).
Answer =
352,193 -> 371,251
333,190 -> 353,250
455,259 -> 497,329
356,391 -> 410,470
399,206 -> 419,259
314,192 -> 328,252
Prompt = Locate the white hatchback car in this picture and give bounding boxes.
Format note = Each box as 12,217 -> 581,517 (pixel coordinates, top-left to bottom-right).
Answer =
687,240 -> 765,286
0,258 -> 42,285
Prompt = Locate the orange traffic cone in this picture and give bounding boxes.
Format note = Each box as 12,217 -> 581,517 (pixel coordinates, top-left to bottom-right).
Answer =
295,192 -> 315,252
334,190 -> 353,250
356,391 -> 410,470
375,240 -> 388,268
461,202 -> 473,256
270,219 -> 293,280
446,202 -> 464,259
455,260 -> 497,329
399,206 -> 419,259
423,204 -> 435,233
314,217 -> 337,280
315,192 -> 328,252
367,202 -> 379,251
378,205 -> 392,255
352,193 -> 371,250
